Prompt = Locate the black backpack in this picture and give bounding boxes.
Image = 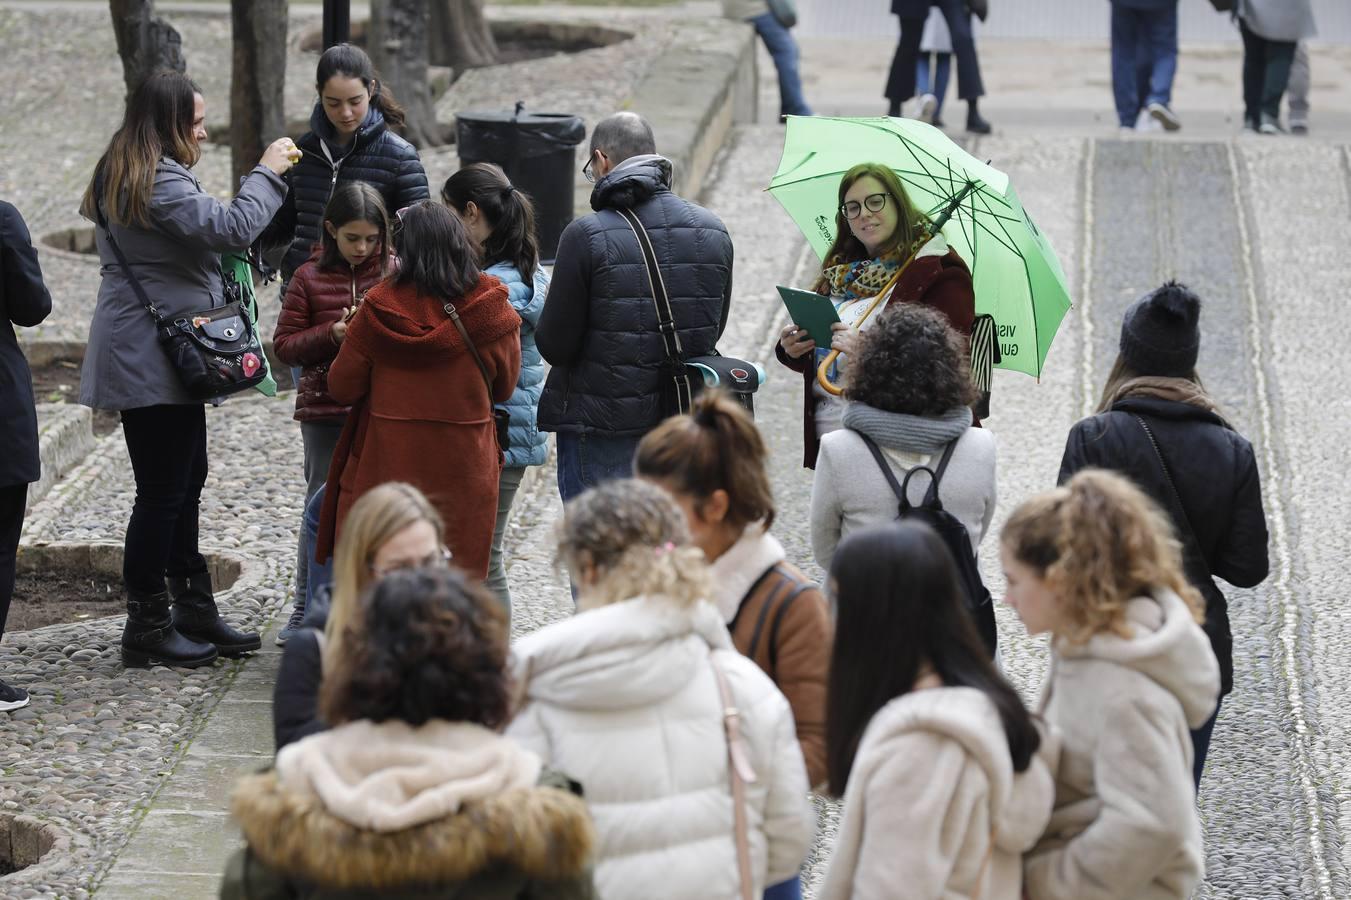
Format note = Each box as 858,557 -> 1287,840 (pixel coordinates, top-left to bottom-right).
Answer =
857,433 -> 998,656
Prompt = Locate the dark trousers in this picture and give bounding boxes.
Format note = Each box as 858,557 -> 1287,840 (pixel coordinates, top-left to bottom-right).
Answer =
1110,4 -> 1178,127
1240,21 -> 1296,127
555,432 -> 641,504
121,404 -> 209,596
0,483 -> 26,637
1191,695 -> 1222,791
886,1 -> 983,105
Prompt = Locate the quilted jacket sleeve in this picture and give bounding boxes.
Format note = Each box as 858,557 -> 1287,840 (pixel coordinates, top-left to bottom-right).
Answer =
272,269 -> 339,367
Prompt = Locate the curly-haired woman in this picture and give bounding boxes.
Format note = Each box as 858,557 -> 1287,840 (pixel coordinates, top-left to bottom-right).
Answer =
775,162 -> 975,469
1003,470 -> 1219,900
507,478 -> 812,900
810,303 -> 995,644
225,566 -> 597,898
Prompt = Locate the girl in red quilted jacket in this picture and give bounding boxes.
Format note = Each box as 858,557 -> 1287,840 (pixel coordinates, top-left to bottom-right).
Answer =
273,181 -> 390,642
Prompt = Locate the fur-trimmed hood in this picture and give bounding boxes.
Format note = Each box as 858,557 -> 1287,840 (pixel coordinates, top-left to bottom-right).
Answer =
230,767 -> 595,891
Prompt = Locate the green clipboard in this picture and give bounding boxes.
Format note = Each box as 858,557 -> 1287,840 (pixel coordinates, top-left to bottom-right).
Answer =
777,286 -> 840,347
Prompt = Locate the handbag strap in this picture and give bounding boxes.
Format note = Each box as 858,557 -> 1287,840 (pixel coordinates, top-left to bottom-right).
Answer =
615,207 -> 695,413
710,650 -> 758,900
92,196 -> 166,323
443,302 -> 496,409
1131,414 -> 1213,581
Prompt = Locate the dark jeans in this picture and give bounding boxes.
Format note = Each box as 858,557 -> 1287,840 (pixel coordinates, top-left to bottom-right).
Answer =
555,432 -> 641,504
294,419 -> 343,605
1191,695 -> 1222,791
886,1 -> 982,105
302,485 -> 333,606
1240,21 -> 1296,127
0,483 -> 27,637
1110,4 -> 1178,126
750,12 -> 813,118
121,404 -> 209,596
764,876 -> 803,900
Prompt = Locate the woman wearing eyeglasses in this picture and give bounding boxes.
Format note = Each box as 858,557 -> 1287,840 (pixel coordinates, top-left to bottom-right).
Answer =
273,482 -> 451,751
776,162 -> 975,469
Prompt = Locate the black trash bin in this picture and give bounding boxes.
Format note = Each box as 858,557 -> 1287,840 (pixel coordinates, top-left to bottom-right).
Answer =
456,105 -> 587,263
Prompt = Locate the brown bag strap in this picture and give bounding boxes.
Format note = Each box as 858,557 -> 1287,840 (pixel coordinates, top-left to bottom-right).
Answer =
710,650 -> 758,900
443,302 -> 495,407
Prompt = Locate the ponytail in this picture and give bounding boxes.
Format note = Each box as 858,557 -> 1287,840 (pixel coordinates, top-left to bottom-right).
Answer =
635,390 -> 775,531
441,163 -> 541,283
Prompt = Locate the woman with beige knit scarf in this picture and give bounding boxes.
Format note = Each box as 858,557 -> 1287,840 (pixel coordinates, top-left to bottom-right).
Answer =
1056,281 -> 1270,790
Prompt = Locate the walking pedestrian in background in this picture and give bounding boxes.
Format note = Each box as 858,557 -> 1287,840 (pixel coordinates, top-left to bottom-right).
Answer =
271,182 -> 390,644
1108,0 -> 1182,133
1234,0 -> 1317,134
79,72 -> 296,668
536,113 -> 733,502
1286,42 -> 1311,135
913,7 -> 957,128
777,163 -> 975,469
0,200 -> 52,711
272,482 -> 447,752
260,43 -> 428,286
722,0 -> 813,119
636,390 -> 833,790
1057,282 -> 1268,787
1004,470 -> 1220,900
809,305 -> 996,651
228,567 -> 597,899
314,202 -> 520,581
507,479 -> 813,900
886,0 -> 991,134
819,522 -> 1054,900
442,163 -> 550,614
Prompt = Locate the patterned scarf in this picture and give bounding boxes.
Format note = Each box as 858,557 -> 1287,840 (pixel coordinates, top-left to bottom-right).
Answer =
822,247 -> 908,302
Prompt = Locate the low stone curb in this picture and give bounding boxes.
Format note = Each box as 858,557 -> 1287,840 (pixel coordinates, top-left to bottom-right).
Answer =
28,403 -> 95,514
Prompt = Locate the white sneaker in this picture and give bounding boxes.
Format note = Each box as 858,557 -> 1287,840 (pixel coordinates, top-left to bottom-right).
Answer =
915,93 -> 937,124
1148,102 -> 1181,131
1135,109 -> 1162,133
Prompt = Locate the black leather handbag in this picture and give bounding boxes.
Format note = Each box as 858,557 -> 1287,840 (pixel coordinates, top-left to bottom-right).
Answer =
615,207 -> 764,419
96,205 -> 266,401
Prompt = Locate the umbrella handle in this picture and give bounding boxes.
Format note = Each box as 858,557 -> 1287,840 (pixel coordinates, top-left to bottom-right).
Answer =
814,245 -> 923,397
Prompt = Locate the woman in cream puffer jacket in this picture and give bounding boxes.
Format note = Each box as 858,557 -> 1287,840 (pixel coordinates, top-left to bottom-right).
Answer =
507,479 -> 813,900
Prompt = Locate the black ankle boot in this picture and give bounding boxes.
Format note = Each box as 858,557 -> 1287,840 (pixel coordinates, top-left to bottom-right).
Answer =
122,590 -> 219,669
966,100 -> 992,135
169,569 -> 262,657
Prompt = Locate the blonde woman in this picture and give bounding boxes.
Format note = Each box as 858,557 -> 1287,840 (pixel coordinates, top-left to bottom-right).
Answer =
506,479 -> 813,900
272,482 -> 447,751
1001,470 -> 1220,900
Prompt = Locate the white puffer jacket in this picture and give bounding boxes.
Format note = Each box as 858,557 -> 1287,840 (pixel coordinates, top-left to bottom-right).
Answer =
506,595 -> 814,900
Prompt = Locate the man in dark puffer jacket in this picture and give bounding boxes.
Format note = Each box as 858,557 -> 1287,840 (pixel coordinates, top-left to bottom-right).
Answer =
537,112 -> 734,502
261,103 -> 427,283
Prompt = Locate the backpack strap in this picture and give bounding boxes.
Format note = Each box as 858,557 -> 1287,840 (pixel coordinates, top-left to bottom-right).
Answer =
741,564 -> 814,679
744,569 -> 794,662
921,438 -> 960,508
859,432 -> 947,514
858,432 -> 911,514
765,577 -> 813,676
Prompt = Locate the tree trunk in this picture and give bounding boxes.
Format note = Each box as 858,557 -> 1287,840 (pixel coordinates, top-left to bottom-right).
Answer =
429,0 -> 499,71
108,0 -> 187,102
230,0 -> 289,185
369,0 -> 444,148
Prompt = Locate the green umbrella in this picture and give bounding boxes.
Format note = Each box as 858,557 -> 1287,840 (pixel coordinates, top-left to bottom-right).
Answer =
767,115 -> 1071,378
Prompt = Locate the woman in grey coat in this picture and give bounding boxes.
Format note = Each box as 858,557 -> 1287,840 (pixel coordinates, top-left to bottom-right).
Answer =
1236,0 -> 1316,133
79,72 -> 297,668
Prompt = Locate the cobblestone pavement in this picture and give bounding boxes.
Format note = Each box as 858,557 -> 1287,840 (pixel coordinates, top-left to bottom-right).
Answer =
4,5 -> 1351,898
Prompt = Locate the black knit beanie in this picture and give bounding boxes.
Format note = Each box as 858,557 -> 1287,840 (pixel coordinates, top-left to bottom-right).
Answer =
1119,281 -> 1201,376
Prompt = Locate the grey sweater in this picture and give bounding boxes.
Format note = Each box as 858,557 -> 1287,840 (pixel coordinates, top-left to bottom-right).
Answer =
810,403 -> 997,572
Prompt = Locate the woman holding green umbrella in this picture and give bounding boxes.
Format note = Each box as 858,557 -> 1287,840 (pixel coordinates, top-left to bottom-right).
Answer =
776,163 -> 975,469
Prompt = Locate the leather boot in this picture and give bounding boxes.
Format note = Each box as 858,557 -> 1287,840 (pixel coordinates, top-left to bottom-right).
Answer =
122,590 -> 219,669
169,569 -> 262,657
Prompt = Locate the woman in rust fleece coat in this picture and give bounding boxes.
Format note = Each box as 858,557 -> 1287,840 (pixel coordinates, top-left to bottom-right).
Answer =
316,202 -> 521,579
777,162 -> 975,469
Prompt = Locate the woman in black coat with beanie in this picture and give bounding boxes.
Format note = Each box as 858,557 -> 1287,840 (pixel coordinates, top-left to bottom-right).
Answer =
1058,281 -> 1270,789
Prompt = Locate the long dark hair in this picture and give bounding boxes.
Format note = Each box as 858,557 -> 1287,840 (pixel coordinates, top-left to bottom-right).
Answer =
441,163 -> 541,284
319,180 -> 391,273
80,71 -> 201,228
392,201 -> 481,300
825,522 -> 1041,797
315,43 -> 406,129
813,162 -> 932,291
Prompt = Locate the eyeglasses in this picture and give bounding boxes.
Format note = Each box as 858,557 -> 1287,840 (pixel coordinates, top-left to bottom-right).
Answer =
840,193 -> 889,220
582,149 -> 606,184
369,546 -> 452,578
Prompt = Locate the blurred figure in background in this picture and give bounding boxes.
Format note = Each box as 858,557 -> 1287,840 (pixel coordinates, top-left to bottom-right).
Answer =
1109,0 -> 1182,133
723,0 -> 813,119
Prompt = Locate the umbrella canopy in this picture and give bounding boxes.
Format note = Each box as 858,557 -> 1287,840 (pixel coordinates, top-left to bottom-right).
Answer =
767,115 -> 1071,378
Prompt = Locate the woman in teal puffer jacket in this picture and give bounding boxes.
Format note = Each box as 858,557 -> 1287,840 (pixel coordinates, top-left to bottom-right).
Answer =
443,164 -> 549,612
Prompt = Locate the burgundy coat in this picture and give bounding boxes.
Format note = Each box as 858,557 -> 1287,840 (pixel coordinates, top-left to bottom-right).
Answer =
273,248 -> 387,422
777,249 -> 977,469
315,274 -> 522,579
